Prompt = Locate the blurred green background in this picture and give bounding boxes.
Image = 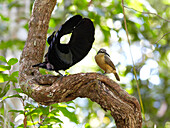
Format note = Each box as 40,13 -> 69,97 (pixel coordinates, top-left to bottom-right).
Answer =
0,0 -> 170,127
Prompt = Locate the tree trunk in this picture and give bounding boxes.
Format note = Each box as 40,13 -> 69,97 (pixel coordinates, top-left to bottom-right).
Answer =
19,0 -> 142,127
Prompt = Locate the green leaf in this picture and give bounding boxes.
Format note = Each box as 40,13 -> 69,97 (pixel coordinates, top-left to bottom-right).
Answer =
10,122 -> 15,128
17,124 -> 24,128
8,109 -> 24,114
40,106 -> 50,115
8,1 -> 23,10
57,107 -> 78,124
67,105 -> 75,109
66,101 -> 74,104
0,84 -> 10,98
0,40 -> 25,50
44,117 -> 63,124
2,94 -> 22,101
8,77 -> 18,83
8,71 -> 19,83
51,103 -> 59,108
0,56 -> 7,63
49,109 -> 59,115
0,14 -> 9,21
27,121 -> 39,126
7,58 -> 18,66
11,71 -> 19,77
0,73 -> 9,83
85,123 -> 90,128
165,122 -> 170,128
25,106 -> 51,116
25,107 -> 42,116
13,88 -> 23,93
0,65 -> 11,71
24,103 -> 36,110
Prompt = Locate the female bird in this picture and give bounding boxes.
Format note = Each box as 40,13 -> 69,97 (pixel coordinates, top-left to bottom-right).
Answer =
95,48 -> 120,81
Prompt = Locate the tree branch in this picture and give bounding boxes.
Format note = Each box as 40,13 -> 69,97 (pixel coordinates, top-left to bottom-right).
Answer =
19,0 -> 142,127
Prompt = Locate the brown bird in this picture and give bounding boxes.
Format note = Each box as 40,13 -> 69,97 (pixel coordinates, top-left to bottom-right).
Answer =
95,48 -> 120,81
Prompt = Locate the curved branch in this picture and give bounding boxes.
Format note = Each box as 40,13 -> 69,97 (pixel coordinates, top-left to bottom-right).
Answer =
19,0 -> 142,127
20,73 -> 142,127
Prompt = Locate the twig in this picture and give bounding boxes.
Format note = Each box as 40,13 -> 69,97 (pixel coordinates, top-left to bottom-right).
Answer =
121,0 -> 146,124
124,5 -> 170,22
123,5 -> 170,45
154,32 -> 170,43
29,115 -> 36,128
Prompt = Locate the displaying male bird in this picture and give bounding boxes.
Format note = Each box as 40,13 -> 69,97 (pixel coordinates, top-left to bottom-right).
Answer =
33,15 -> 95,75
95,48 -> 120,81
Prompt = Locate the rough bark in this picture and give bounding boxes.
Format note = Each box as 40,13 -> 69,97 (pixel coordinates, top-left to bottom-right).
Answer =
19,0 -> 142,127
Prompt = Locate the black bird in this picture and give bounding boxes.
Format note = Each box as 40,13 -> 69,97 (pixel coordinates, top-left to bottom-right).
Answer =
33,15 -> 95,75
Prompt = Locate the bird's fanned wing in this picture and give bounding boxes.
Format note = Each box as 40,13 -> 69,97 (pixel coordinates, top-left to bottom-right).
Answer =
69,18 -> 95,64
33,15 -> 95,72
47,15 -> 82,45
58,15 -> 82,36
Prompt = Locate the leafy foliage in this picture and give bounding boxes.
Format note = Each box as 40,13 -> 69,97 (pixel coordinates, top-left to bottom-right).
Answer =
0,56 -> 78,127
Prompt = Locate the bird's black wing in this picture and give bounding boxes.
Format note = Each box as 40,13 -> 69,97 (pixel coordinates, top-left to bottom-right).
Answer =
58,15 -> 82,36
46,15 -> 84,71
68,18 -> 95,65
47,15 -> 82,45
33,15 -> 95,72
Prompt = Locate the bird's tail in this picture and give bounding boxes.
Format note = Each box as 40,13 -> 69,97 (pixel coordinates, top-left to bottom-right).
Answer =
113,71 -> 120,81
32,62 -> 46,68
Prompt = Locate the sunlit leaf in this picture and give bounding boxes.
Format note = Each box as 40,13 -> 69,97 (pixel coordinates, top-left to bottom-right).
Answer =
0,40 -> 25,50
8,109 -> 24,114
128,0 -> 144,12
8,1 -> 23,9
2,94 -> 22,101
66,101 -> 74,104
125,88 -> 133,94
49,109 -> 60,115
0,65 -> 11,71
51,103 -> 60,108
41,106 -> 50,115
73,0 -> 88,10
7,58 -> 18,66
0,84 -> 10,98
17,124 -> 24,128
0,73 -> 9,83
0,56 -> 7,63
165,122 -> 170,128
8,71 -> 19,83
13,88 -> 23,93
44,117 -> 63,123
10,122 -> 15,127
11,71 -> 19,76
27,121 -> 39,126
85,123 -> 90,128
7,0 -> 14,3
0,14 -> 9,21
57,107 -> 78,124
26,107 -> 42,116
24,102 -> 37,110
